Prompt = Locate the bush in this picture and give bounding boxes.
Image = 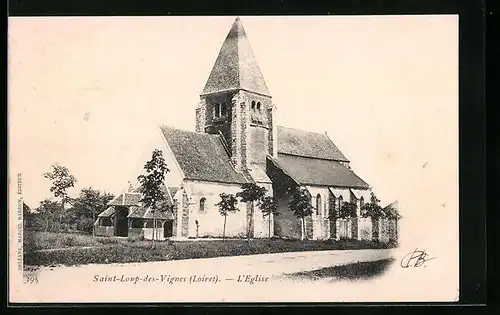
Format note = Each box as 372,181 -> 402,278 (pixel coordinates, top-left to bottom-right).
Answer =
127,234 -> 144,243
76,217 -> 95,234
96,237 -> 119,244
63,235 -> 76,247
23,231 -> 398,267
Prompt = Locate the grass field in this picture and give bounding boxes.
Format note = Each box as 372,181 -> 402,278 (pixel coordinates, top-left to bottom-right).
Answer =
280,258 -> 396,282
24,230 -> 397,267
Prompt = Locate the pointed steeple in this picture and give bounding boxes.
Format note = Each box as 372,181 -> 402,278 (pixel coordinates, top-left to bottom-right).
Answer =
202,17 -> 271,97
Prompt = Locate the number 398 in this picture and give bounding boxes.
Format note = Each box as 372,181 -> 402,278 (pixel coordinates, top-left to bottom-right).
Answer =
24,276 -> 38,284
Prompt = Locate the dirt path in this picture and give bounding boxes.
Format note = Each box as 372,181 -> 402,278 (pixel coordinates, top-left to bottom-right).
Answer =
17,249 -> 397,302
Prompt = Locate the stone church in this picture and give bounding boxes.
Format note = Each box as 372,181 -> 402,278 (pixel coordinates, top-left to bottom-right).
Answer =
94,17 -> 380,241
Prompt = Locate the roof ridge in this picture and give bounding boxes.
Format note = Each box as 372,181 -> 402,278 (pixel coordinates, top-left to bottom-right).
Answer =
278,152 -> 338,162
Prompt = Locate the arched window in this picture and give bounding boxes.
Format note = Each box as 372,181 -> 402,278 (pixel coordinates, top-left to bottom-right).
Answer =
316,194 -> 322,216
330,195 -> 337,215
199,197 -> 206,213
256,102 -> 261,111
214,103 -> 221,118
221,103 -> 227,116
338,196 -> 343,211
251,101 -> 256,110
360,197 -> 365,209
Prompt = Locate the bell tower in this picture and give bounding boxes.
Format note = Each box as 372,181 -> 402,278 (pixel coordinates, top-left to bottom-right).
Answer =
195,17 -> 278,173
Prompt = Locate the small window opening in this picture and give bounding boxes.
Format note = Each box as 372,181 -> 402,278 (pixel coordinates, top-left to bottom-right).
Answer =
199,197 -> 206,213
316,194 -> 322,216
221,103 -> 227,116
214,103 -> 221,118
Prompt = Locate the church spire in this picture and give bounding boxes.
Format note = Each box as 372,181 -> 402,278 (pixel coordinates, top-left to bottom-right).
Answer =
202,17 -> 271,97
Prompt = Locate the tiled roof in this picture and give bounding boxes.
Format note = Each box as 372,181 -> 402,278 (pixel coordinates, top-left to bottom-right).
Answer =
100,183 -> 176,219
128,194 -> 175,220
168,187 -> 180,200
98,207 -> 115,218
143,208 -> 174,220
127,206 -> 147,219
108,192 -> 142,206
269,154 -> 369,189
202,17 -> 270,96
128,206 -> 174,220
248,166 -> 272,184
160,125 -> 247,184
277,126 -> 349,162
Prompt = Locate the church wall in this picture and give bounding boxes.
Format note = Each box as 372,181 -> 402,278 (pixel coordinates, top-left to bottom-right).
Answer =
195,99 -> 206,133
230,91 -> 245,171
305,185 -> 331,240
268,104 -> 278,158
201,92 -> 234,147
266,157 -> 302,239
248,126 -> 269,168
358,217 -> 372,241
184,180 -> 248,238
240,90 -> 273,168
127,126 -> 183,189
171,199 -> 179,237
350,188 -> 372,217
252,182 -> 274,238
273,192 -> 302,240
181,190 -> 190,237
157,127 -> 184,187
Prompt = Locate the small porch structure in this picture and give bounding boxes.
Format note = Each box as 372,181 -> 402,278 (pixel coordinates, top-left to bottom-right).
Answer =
94,184 -> 178,241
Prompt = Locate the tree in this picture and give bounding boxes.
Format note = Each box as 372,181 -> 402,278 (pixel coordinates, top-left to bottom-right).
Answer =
236,183 -> 267,240
43,163 -> 77,227
338,201 -> 358,219
260,196 -> 279,240
370,192 -> 380,205
71,187 -> 115,235
288,187 -> 314,240
383,202 -> 401,244
360,192 -> 386,241
383,202 -> 402,220
360,192 -> 384,220
23,203 -> 33,228
137,149 -> 169,248
215,193 -> 239,241
327,203 -> 338,239
36,199 -> 61,232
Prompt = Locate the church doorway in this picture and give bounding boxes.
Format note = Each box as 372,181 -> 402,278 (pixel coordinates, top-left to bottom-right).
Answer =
164,220 -> 173,238
114,206 -> 129,237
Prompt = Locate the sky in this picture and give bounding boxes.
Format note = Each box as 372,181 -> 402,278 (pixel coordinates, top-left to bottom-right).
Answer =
8,15 -> 458,218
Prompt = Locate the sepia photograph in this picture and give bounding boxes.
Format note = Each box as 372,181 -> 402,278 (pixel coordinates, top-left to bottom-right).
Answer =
8,15 -> 459,303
